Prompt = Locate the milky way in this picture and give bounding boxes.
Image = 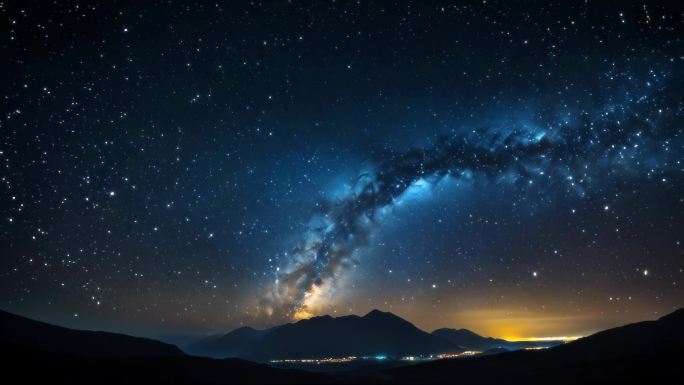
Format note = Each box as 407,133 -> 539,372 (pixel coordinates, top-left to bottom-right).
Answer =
1,1 -> 682,337
265,68 -> 680,318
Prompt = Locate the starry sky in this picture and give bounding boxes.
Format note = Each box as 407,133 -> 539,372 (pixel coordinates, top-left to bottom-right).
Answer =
1,1 -> 682,341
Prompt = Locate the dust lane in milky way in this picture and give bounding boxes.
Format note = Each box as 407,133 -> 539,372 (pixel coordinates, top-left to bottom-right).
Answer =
264,79 -> 678,320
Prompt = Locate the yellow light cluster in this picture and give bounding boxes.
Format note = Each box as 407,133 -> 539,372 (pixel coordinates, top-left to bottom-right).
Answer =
435,351 -> 481,359
270,356 -> 357,364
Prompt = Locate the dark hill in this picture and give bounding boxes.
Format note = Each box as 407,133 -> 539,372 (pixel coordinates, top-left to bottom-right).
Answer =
431,328 -> 508,351
432,327 -> 562,351
0,309 -> 183,357
388,308 -> 684,384
185,326 -> 274,358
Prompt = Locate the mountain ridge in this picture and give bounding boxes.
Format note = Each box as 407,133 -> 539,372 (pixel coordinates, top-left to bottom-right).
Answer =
431,327 -> 563,351
0,309 -> 184,358
186,309 -> 462,361
186,308 -> 566,359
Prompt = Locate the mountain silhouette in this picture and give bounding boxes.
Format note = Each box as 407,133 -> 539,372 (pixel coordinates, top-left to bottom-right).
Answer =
3,307 -> 683,383
188,309 -> 461,361
432,328 -> 508,351
186,326 -> 275,358
388,308 -> 684,384
0,309 -> 184,357
0,309 -> 330,384
432,327 -> 562,351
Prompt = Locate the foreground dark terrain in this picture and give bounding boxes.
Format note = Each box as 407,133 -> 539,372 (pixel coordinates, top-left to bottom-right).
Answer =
389,308 -> 684,384
0,310 -> 330,384
2,308 -> 684,384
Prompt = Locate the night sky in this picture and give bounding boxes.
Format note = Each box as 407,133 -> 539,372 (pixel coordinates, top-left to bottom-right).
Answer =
1,1 -> 682,341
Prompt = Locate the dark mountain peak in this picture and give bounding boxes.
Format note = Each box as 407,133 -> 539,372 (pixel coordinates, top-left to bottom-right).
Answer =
309,314 -> 334,321
658,307 -> 684,323
218,326 -> 264,340
231,326 -> 258,333
363,309 -> 403,321
362,309 -> 419,330
364,309 -> 386,317
431,327 -> 511,351
185,324 -> 273,357
433,327 -> 482,338
293,314 -> 334,325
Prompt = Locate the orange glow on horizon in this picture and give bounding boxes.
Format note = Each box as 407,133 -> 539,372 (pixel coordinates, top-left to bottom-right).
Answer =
293,307 -> 314,320
437,307 -> 601,341
502,335 -> 582,342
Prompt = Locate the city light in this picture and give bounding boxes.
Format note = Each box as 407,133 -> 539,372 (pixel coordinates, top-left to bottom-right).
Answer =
270,356 -> 357,364
270,351 -> 484,365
